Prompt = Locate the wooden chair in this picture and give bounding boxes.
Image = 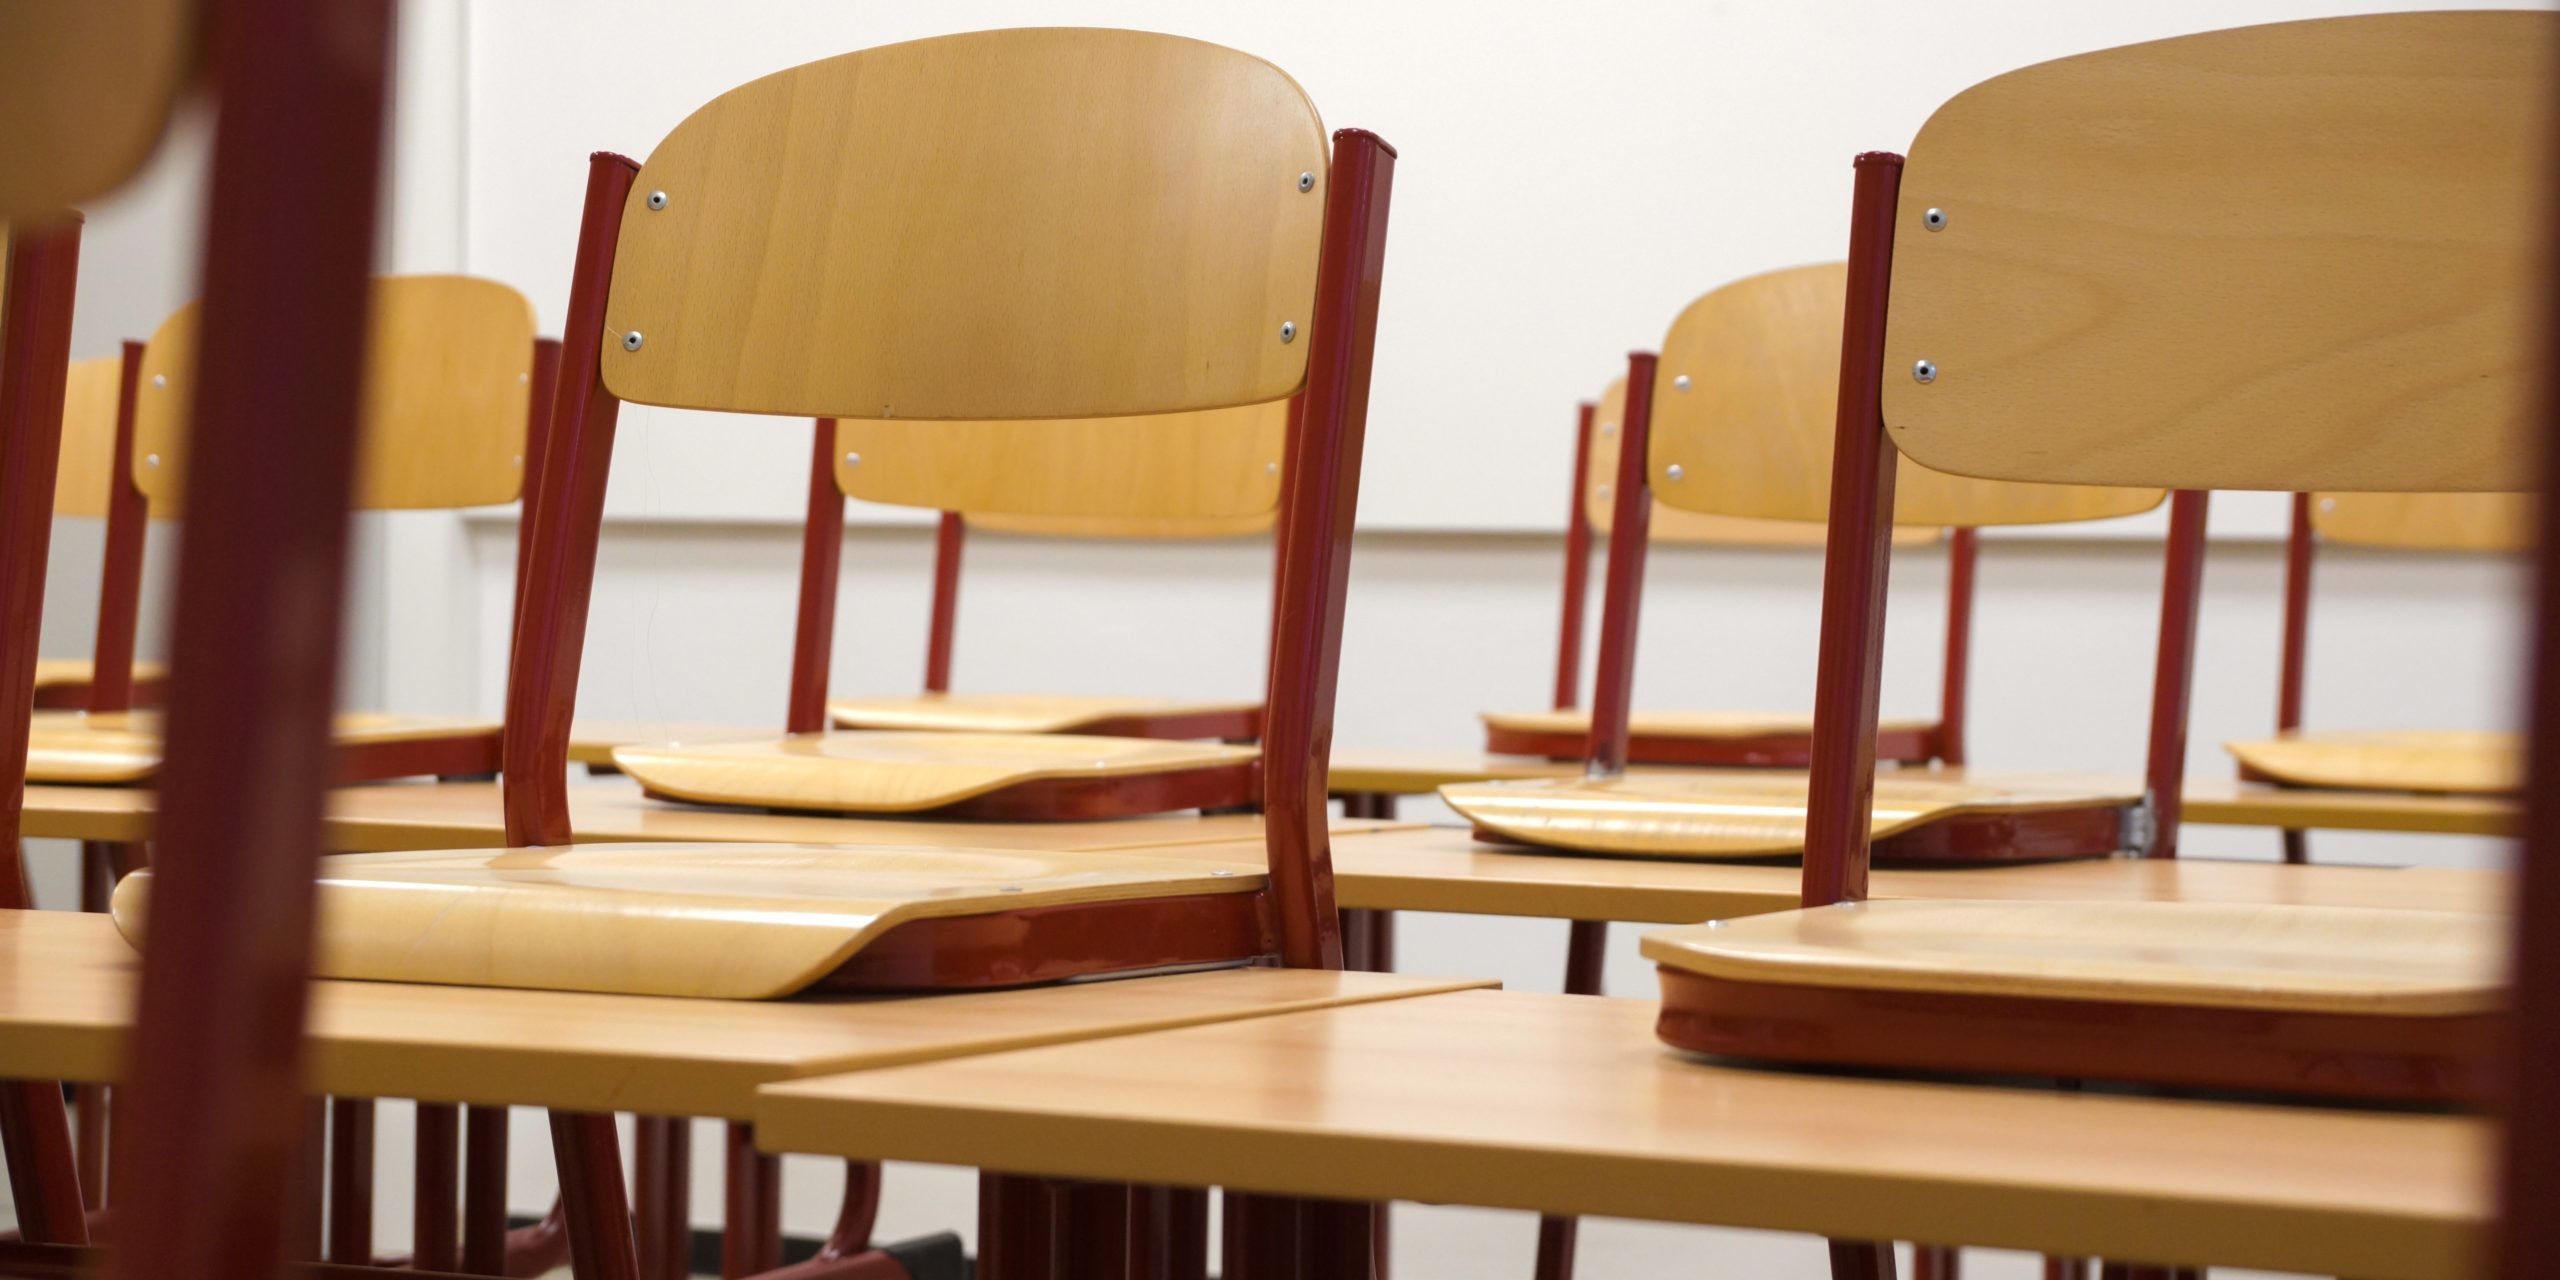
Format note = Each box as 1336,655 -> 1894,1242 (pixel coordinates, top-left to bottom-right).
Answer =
1442,263 -> 2164,862
618,401 -> 1304,816
32,352 -> 164,711
2229,490 -> 2530,861
1488,347 -> 1960,769
819,408 -> 1280,742
115,27 -> 1398,1274
1643,11 -> 2536,1136
22,274 -> 549,787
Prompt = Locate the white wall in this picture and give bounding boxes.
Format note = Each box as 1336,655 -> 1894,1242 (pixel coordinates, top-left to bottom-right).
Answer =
15,2 -> 2539,1276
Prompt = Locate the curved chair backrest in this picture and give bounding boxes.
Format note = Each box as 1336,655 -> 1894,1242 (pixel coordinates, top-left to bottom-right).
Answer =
837,400 -> 1288,533
1649,263 -> 2164,526
2313,491 -> 2533,554
600,29 -> 1326,423
1880,12 -> 2545,495
1801,10 -> 2554,909
1587,372 -> 1936,547
133,274 -> 536,512
0,0 -> 195,218
56,355 -> 150,519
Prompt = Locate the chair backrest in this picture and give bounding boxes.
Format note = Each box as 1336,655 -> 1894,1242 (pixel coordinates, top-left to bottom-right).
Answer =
0,0 -> 194,218
2313,491 -> 2533,554
133,274 -> 535,512
1649,263 -> 2164,526
1801,10 -> 2555,908
836,401 -> 1288,535
513,28 -> 1397,973
1586,372 -> 1938,547
56,355 -> 151,519
1879,11 -> 2547,495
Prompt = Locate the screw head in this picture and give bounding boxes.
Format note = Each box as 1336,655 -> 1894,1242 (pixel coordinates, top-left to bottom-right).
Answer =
518,372 -> 530,384
513,454 -> 524,467
1598,421 -> 1615,437
2320,498 -> 2337,512
1672,374 -> 1692,391
1279,321 -> 1297,343
1912,359 -> 1937,384
844,452 -> 861,467
1924,207 -> 1947,231
150,374 -> 167,389
1596,484 -> 1611,499
1664,464 -> 1685,482
1297,172 -> 1315,192
622,331 -> 644,351
1265,461 -> 1279,475
647,190 -> 668,211
145,453 -> 161,468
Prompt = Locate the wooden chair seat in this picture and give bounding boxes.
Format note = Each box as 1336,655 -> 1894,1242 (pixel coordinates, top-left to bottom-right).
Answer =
2225,729 -> 2517,796
1479,708 -> 1936,767
827,692 -> 1262,741
110,842 -> 1269,999
1441,769 -> 2141,862
611,732 -> 1262,820
24,709 -> 501,785
29,658 -> 167,710
1643,900 -> 2505,1100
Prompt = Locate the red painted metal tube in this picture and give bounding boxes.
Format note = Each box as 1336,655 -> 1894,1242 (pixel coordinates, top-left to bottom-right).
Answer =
1551,401 -> 1597,711
2142,491 -> 2209,860
1799,152 -> 1908,911
1259,128 -> 1396,973
925,510 -> 964,694
787,419 -> 847,734
461,1105 -> 509,1274
506,336 -> 564,678
98,4 -> 393,1275
1912,1245 -> 1959,1278
1828,1239 -> 1898,1279
326,1098 -> 376,1263
552,1112 -> 641,1280
0,215 -> 88,1248
87,340 -> 149,714
1935,527 -> 1978,766
2489,105 -> 2560,1280
414,1103 -> 460,1272
1582,355 -> 1658,781
1531,916 -> 1611,1280
2276,491 -> 2313,733
634,1116 -> 691,1280
722,1121 -> 781,1277
501,152 -> 637,849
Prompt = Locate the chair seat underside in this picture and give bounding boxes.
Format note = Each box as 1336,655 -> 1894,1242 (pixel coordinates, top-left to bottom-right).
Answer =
829,692 -> 1262,739
2225,729 -> 2517,796
612,731 -> 1262,818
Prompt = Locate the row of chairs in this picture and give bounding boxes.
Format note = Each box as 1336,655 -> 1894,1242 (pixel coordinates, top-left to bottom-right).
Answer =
0,5 -> 2553,1280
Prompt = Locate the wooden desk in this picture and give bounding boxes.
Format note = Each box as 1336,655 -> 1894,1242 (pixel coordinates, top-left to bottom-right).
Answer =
19,779 -> 1418,854
1129,826 -> 2506,922
758,989 -> 2481,1279
2181,776 -> 2516,837
0,910 -> 1490,1119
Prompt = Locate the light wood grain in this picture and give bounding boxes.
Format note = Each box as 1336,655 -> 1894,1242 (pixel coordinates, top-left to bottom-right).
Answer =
2182,776 -> 2516,836
113,843 -> 1267,998
1480,708 -> 1934,741
1649,264 -> 2165,525
1324,748 -> 1581,795
828,693 -> 1260,735
22,710 -> 496,784
2314,492 -> 2533,553
2226,730 -> 2517,796
837,402 -> 1286,522
1881,11 -> 2552,492
757,988 -> 2485,1279
0,908 -> 1488,1120
602,28 -> 1327,422
0,0 -> 193,217
1644,899 -> 2503,1015
567,720 -> 775,765
135,275 -> 534,513
1586,373 -> 1939,546
967,510 -> 1275,540
1440,768 -> 2141,858
55,355 -> 149,519
613,732 -> 1258,813
31,658 -> 165,693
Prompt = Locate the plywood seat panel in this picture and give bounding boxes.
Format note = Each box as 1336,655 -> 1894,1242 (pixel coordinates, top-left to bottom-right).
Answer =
1482,709 -> 1933,739
24,710 -> 499,784
612,732 -> 1261,814
1441,769 -> 2142,859
1481,708 -> 1938,766
109,842 -> 1266,1000
1642,900 -> 2504,1016
829,693 -> 1261,737
2225,729 -> 2517,796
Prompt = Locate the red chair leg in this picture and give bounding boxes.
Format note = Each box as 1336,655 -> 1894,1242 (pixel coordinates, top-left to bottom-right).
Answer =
635,1116 -> 692,1280
326,1098 -> 375,1263
462,1105 -> 509,1273
1912,1244 -> 1959,1278
980,1173 -> 1057,1280
415,1102 -> 460,1271
552,1110 -> 641,1280
723,1121 -> 782,1277
1829,1240 -> 1898,1279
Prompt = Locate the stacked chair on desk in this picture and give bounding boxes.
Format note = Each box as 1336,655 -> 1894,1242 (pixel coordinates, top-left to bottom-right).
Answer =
34,354 -> 162,712
822,408 -> 1283,744
2229,489 -> 2532,861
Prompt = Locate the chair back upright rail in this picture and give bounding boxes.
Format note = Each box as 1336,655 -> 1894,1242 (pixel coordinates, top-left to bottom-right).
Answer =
503,29 -> 1396,971
1804,10 -> 2551,908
